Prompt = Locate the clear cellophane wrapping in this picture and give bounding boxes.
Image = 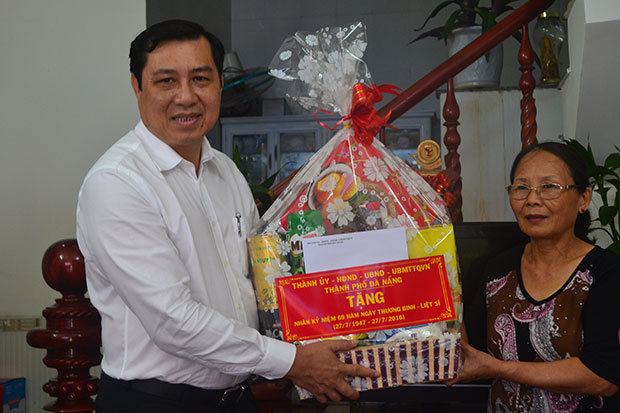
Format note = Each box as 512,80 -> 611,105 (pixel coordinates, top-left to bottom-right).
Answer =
249,22 -> 462,397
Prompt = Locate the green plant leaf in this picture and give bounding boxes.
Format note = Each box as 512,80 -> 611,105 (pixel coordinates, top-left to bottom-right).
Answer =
604,152 -> 620,171
597,182 -> 611,201
608,241 -> 620,256
409,26 -> 447,44
414,0 -> 460,32
262,170 -> 280,190
565,139 -> 620,247
439,9 -> 464,40
591,165 -> 610,179
232,146 -> 282,213
409,0 -> 520,45
232,145 -> 241,168
249,186 -> 268,197
599,205 -> 618,227
564,139 -> 587,157
584,141 -> 598,174
571,138 -> 597,173
478,9 -> 497,33
565,139 -> 596,172
564,138 -> 584,150
460,0 -> 477,24
254,192 -> 273,211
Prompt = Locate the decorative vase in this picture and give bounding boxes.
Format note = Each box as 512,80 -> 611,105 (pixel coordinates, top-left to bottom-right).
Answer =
447,26 -> 503,89
533,12 -> 567,86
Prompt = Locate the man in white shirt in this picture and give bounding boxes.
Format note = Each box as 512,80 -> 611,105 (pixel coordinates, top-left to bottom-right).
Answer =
77,20 -> 378,413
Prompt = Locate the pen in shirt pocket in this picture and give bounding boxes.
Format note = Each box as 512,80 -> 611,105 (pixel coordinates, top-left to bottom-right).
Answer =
235,212 -> 242,237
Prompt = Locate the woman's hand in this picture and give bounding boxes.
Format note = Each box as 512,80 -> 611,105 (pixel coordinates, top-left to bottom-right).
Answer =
447,342 -> 619,397
446,341 -> 498,385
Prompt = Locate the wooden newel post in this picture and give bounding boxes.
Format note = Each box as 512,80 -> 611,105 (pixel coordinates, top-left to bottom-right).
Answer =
27,239 -> 101,413
518,24 -> 538,149
442,78 -> 463,223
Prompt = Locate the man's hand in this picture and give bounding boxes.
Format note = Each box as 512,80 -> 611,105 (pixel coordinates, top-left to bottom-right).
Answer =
285,339 -> 380,403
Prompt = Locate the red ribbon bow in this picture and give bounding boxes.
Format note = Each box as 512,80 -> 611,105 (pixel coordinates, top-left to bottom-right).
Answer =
315,83 -> 401,145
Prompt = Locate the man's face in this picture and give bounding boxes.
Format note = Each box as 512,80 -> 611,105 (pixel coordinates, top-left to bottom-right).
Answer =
131,37 -> 222,162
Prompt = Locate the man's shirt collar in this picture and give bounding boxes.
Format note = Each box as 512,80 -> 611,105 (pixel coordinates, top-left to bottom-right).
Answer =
135,120 -> 214,172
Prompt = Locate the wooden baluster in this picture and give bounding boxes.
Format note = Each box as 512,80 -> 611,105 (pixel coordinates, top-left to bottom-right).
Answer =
518,24 -> 538,149
27,239 -> 101,413
443,78 -> 463,223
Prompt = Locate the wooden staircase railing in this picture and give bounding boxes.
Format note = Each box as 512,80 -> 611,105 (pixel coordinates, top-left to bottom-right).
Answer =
518,22 -> 538,149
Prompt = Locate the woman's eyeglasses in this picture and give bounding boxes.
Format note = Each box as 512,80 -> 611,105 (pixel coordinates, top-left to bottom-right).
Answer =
506,183 -> 580,200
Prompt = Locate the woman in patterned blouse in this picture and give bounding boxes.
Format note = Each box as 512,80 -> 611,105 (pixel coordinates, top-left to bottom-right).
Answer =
451,142 -> 620,412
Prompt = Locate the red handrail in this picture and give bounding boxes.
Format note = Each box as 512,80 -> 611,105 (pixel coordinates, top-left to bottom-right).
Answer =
377,0 -> 555,122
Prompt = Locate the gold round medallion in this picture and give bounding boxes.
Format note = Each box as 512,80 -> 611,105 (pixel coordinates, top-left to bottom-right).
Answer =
413,140 -> 442,170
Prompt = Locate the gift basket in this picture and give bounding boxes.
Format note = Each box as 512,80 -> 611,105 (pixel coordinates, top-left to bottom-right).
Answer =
248,22 -> 462,397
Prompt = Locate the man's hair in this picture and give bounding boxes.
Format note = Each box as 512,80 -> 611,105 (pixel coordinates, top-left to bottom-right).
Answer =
129,19 -> 224,89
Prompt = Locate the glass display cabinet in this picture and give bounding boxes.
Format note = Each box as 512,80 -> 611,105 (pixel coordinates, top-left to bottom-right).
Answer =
382,119 -> 433,168
221,112 -> 437,184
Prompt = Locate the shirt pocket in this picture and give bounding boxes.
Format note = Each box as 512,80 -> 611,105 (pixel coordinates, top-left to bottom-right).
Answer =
233,212 -> 250,277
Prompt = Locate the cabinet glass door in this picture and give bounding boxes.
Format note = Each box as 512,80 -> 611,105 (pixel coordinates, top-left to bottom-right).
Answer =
278,131 -> 320,181
232,134 -> 268,184
383,127 -> 422,168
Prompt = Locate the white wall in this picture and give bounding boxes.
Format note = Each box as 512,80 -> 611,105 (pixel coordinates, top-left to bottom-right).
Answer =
562,0 -> 620,162
440,88 -> 564,222
0,1 -> 145,315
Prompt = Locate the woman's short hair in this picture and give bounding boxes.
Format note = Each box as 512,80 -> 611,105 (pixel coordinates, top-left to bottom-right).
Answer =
129,19 -> 224,89
509,141 -> 592,243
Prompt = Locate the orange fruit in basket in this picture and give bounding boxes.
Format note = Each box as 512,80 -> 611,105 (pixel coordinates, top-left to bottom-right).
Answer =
341,172 -> 360,201
315,172 -> 344,204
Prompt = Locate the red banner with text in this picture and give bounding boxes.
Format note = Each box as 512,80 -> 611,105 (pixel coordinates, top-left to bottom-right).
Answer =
275,256 -> 455,342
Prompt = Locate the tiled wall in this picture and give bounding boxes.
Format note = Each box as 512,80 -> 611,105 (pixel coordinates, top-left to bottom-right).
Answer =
230,0 -> 528,114
230,0 -> 450,113
147,0 -> 528,115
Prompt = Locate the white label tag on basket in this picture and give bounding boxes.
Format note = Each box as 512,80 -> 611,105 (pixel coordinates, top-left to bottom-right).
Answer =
302,227 -> 408,274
